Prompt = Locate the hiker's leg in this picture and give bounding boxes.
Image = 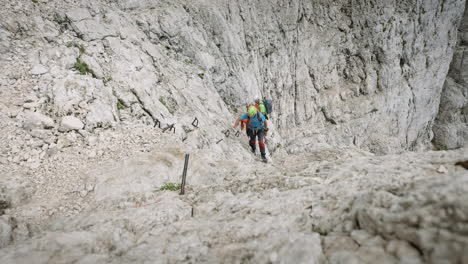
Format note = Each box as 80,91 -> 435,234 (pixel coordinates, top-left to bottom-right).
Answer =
257,129 -> 266,157
247,129 -> 256,153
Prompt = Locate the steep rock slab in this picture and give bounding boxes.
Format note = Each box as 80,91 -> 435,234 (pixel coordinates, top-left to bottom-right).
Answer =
433,2 -> 468,149
162,0 -> 465,153
6,0 -> 464,154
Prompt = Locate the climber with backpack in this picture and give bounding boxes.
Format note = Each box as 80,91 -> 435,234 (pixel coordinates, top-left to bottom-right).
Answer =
255,98 -> 272,120
233,105 -> 269,162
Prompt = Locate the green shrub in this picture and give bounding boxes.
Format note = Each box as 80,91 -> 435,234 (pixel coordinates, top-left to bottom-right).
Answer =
159,183 -> 181,191
159,97 -> 167,107
73,58 -> 94,75
117,100 -> 125,110
312,225 -> 328,236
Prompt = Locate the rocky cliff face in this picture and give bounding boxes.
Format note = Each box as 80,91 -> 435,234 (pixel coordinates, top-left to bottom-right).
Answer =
0,0 -> 464,155
0,0 -> 467,264
433,3 -> 468,149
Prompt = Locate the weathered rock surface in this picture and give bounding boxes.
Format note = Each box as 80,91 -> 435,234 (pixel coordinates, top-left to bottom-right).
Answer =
0,0 -> 467,263
0,143 -> 467,263
433,4 -> 468,149
1,0 -> 464,153
23,111 -> 54,130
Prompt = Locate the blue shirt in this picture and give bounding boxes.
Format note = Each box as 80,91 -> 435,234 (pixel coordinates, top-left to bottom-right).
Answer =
240,112 -> 266,129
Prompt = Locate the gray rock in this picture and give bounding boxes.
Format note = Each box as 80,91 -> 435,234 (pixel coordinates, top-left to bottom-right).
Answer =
350,230 -> 372,246
0,216 -> 12,248
0,176 -> 31,208
56,136 -> 72,149
65,8 -> 92,22
23,112 -> 54,130
433,3 -> 468,149
71,19 -> 118,41
60,116 -> 84,132
386,240 -> 421,260
323,235 -> 359,256
30,64 -> 49,75
85,101 -> 115,129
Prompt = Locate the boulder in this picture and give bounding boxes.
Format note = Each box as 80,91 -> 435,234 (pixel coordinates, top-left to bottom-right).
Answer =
23,112 -> 54,130
30,64 -> 49,75
59,116 -> 84,132
65,8 -> 92,22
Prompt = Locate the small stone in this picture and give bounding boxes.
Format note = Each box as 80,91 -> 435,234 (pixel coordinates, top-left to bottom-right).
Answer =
59,116 -> 84,132
351,230 -> 372,245
57,136 -> 72,149
23,112 -> 55,130
7,108 -> 20,118
30,64 -> 49,75
86,182 -> 95,191
88,151 -> 96,158
23,102 -> 40,109
437,165 -> 448,174
87,136 -> 98,146
28,162 -> 41,169
80,191 -> 88,197
29,140 -> 44,148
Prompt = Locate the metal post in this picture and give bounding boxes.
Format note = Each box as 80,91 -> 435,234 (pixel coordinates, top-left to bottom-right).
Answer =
154,119 -> 161,129
180,154 -> 190,195
192,117 -> 199,128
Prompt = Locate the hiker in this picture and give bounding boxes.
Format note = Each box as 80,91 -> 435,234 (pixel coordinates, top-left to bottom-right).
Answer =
240,104 -> 259,133
233,105 -> 269,162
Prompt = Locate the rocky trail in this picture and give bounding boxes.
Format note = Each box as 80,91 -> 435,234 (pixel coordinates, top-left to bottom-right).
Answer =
1,129 -> 467,263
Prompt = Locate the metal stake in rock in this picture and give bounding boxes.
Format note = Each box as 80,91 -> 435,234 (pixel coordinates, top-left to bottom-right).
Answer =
180,154 -> 190,195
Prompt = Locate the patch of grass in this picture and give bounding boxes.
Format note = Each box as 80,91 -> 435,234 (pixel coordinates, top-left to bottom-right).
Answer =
312,225 -> 328,236
436,145 -> 449,151
159,96 -> 176,115
117,100 -> 125,110
31,0 -> 39,4
159,182 -> 181,191
73,58 -> 94,76
56,15 -> 71,25
159,97 -> 167,107
66,42 -> 86,54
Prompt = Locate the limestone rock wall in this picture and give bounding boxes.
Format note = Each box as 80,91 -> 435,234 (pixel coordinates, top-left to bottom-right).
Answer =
0,0 -> 464,155
188,0 -> 465,153
433,2 -> 468,149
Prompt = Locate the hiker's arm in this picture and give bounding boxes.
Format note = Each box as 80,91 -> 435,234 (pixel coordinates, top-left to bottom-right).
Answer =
264,120 -> 268,130
233,116 -> 241,128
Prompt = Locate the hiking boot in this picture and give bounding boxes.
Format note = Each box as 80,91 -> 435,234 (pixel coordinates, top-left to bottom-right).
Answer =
251,147 -> 256,154
261,154 -> 267,162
